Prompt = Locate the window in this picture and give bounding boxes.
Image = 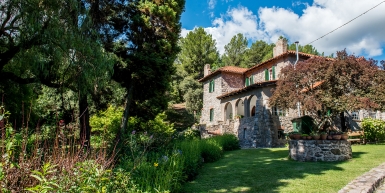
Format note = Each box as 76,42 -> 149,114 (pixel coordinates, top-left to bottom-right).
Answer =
265,66 -> 276,81
245,76 -> 254,86
243,128 -> 247,139
209,80 -> 215,93
210,108 -> 214,122
351,111 -> 359,120
272,106 -> 286,116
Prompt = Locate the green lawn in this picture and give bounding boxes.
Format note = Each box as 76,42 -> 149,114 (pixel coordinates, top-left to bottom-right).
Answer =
182,145 -> 385,193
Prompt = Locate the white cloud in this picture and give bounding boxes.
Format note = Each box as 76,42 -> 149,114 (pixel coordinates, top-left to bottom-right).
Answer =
208,0 -> 216,9
258,0 -> 385,57
182,0 -> 385,58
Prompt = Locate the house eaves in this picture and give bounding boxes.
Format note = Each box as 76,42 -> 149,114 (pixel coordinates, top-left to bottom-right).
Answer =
217,80 -> 277,99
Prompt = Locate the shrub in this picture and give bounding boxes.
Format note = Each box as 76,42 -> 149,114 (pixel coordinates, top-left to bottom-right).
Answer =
90,105 -> 123,147
176,140 -> 202,180
179,127 -> 200,140
199,138 -> 223,163
362,118 -> 385,142
212,134 -> 240,151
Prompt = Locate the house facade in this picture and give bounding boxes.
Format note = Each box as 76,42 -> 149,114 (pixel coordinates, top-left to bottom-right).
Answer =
198,39 -> 383,148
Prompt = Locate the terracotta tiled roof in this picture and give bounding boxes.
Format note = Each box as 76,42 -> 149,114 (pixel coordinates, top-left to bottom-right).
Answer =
216,80 -> 277,99
198,66 -> 248,82
244,51 -> 317,74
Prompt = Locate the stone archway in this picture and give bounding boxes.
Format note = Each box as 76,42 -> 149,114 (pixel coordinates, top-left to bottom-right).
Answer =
248,95 -> 257,117
224,102 -> 233,121
235,99 -> 245,117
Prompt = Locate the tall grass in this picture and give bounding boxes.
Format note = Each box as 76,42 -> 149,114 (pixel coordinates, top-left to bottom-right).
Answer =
1,103 -> 241,192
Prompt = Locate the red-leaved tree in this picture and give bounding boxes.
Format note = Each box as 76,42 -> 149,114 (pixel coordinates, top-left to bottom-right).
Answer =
269,50 -> 381,132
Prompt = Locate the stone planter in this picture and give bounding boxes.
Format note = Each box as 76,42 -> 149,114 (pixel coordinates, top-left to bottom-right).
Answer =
312,135 -> 320,140
289,140 -> 352,162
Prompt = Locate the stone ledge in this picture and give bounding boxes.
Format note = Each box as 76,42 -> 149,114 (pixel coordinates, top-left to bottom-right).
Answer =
289,140 -> 352,162
338,163 -> 385,193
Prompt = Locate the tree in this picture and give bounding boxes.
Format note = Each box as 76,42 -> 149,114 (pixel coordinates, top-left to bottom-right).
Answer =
269,50 -> 379,131
179,76 -> 202,113
178,27 -> 219,79
0,0 -> 114,148
244,40 -> 275,67
288,43 -> 320,56
88,0 -> 186,136
222,33 -> 248,67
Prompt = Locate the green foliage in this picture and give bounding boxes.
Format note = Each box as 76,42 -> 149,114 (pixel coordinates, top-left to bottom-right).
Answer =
362,118 -> 385,142
127,112 -> 175,150
288,43 -> 320,55
178,27 -> 220,79
90,106 -> 123,147
61,160 -> 112,193
176,140 -> 202,180
179,76 -> 203,113
222,33 -> 248,67
212,134 -> 240,151
199,138 -> 223,163
26,162 -> 59,193
131,151 -> 185,192
244,40 -> 275,67
179,128 -> 201,140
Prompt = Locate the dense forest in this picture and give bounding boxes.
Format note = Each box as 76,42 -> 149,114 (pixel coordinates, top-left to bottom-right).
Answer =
1,0 -> 383,192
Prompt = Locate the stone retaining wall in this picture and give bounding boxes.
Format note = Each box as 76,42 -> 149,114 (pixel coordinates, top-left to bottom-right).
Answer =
289,140 -> 352,162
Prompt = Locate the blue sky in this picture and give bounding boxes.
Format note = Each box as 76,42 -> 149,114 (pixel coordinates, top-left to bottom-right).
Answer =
181,0 -> 385,62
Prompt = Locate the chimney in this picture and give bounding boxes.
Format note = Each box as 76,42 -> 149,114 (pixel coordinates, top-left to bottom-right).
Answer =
273,38 -> 288,57
204,64 -> 211,76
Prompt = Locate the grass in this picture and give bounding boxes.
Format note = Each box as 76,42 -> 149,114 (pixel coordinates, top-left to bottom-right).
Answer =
182,144 -> 385,193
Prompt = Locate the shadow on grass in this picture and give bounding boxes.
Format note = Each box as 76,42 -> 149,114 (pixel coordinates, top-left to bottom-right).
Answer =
182,148 -> 373,193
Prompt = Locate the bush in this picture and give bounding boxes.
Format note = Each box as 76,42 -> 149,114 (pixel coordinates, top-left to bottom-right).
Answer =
212,134 -> 240,151
176,140 -> 202,180
90,105 -> 123,147
362,118 -> 385,142
199,138 -> 223,163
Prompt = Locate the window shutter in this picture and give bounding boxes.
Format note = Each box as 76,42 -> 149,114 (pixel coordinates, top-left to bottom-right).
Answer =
293,122 -> 298,132
210,109 -> 214,121
250,76 -> 254,84
265,69 -> 269,81
272,66 -> 276,80
245,77 -> 249,86
209,80 -> 214,93
209,81 -> 212,92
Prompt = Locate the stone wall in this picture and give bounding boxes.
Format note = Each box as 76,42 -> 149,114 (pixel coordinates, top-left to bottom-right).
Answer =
289,140 -> 352,162
221,72 -> 244,93
201,74 -> 222,125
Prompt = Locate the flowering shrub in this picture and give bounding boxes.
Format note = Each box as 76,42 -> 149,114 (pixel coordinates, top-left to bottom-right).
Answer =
362,118 -> 385,142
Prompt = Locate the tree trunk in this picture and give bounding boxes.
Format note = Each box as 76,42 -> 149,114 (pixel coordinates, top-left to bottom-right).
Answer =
79,92 -> 91,150
119,80 -> 135,138
340,111 -> 347,132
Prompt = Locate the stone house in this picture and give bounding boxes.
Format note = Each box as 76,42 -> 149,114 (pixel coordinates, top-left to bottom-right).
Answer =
198,39 -> 384,148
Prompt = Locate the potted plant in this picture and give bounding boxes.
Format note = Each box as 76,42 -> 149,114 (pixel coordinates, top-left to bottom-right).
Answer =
234,114 -> 244,119
292,132 -> 301,140
301,134 -> 309,140
320,132 -> 327,140
341,132 -> 349,140
310,131 -> 320,140
332,131 -> 342,140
